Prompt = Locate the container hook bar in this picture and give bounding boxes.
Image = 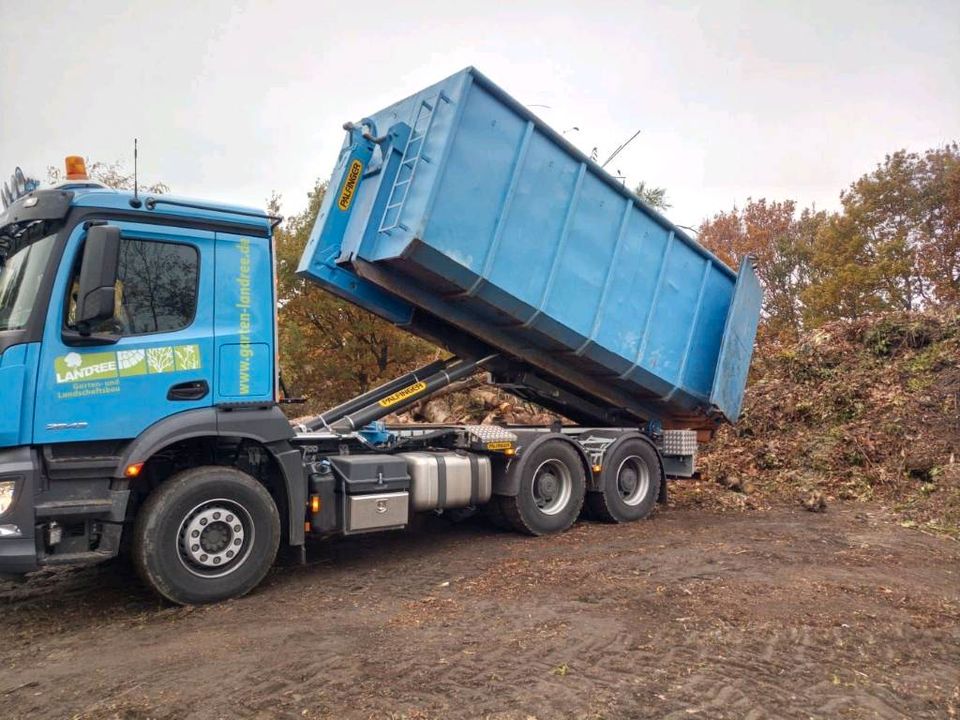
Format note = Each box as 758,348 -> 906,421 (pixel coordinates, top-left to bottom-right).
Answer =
344,117 -> 388,145
328,354 -> 499,434
305,357 -> 453,431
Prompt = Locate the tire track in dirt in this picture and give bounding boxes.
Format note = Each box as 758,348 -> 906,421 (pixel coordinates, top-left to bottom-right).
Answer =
0,504 -> 957,719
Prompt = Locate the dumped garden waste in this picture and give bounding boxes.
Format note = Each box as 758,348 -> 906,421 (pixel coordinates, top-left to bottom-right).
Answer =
697,308 -> 959,535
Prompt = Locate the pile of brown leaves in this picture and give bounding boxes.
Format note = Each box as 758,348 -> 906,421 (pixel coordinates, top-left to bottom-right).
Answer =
700,307 -> 960,536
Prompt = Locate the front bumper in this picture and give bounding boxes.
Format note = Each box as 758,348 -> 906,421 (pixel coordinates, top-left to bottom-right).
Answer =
0,446 -> 39,574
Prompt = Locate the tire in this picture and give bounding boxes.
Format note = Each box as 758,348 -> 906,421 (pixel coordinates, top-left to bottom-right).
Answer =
587,437 -> 662,523
133,466 -> 281,605
501,440 -> 586,536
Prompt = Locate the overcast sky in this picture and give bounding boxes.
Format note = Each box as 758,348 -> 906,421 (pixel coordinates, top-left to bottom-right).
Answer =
2,0 -> 958,228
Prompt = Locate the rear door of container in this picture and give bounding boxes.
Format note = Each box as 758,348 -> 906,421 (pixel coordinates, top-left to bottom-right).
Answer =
709,258 -> 762,423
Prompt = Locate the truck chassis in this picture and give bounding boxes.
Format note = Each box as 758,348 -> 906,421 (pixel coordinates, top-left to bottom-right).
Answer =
2,357 -> 695,604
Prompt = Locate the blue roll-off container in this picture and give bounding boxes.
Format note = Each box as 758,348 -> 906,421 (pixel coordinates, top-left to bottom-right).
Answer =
298,67 -> 761,428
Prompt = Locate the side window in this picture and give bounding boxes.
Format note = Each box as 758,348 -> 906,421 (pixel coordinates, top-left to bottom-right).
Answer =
67,238 -> 199,336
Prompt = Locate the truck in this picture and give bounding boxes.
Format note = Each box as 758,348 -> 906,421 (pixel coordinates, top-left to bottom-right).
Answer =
0,67 -> 761,604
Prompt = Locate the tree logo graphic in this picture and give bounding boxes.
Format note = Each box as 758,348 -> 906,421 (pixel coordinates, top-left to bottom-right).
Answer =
117,349 -> 147,377
147,347 -> 175,374
174,344 -> 201,371
64,353 -> 82,369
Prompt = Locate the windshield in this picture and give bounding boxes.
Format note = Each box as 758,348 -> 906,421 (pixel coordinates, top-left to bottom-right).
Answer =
0,232 -> 57,332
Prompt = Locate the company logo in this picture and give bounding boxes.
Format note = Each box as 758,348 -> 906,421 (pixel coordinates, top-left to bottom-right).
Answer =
55,351 -> 118,384
377,381 -> 427,408
337,159 -> 363,212
54,344 -> 201,385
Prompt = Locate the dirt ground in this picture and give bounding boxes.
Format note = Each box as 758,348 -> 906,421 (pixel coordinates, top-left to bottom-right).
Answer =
1,501 -> 958,720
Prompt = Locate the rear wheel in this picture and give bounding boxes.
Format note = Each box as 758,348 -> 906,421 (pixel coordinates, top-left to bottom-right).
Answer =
501,440 -> 586,536
587,438 -> 661,523
133,466 -> 280,605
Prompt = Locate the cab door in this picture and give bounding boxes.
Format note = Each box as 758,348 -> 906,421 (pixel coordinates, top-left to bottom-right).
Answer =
34,221 -> 215,444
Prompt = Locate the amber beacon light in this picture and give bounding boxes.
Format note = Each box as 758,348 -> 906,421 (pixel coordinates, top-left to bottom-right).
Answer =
64,156 -> 88,181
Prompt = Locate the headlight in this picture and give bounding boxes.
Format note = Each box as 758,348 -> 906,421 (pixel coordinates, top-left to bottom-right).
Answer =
0,480 -> 16,516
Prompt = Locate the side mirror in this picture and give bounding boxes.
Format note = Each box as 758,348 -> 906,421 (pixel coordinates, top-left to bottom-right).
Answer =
75,225 -> 120,331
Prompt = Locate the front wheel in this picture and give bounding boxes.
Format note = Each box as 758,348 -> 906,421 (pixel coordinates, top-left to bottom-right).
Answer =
132,466 -> 280,605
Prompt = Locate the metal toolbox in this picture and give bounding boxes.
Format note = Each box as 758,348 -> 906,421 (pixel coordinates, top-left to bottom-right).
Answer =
345,491 -> 409,533
329,455 -> 410,494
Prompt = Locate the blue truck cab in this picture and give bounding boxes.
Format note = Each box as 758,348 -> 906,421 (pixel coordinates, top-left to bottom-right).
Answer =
0,68 -> 760,605
0,176 -> 306,592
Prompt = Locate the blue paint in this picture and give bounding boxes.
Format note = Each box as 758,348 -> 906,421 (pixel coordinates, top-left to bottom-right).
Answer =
214,231 -> 275,403
0,343 -> 39,448
303,67 -> 762,424
710,258 -> 763,421
296,123 -> 414,326
2,185 -> 278,449
5,65 -> 759,453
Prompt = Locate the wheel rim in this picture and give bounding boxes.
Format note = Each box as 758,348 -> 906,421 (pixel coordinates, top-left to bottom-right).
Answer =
531,459 -> 573,515
177,499 -> 255,578
616,455 -> 650,506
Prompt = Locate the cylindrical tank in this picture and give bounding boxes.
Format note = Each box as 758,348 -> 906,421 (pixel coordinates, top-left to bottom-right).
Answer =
399,452 -> 492,511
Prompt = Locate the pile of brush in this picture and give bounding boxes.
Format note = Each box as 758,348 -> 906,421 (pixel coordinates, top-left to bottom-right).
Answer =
699,308 -> 959,535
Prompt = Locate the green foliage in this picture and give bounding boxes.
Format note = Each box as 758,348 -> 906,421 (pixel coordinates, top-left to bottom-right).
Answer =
701,307 -> 959,534
802,211 -> 898,324
634,181 -> 671,211
272,182 -> 437,415
860,315 -> 939,357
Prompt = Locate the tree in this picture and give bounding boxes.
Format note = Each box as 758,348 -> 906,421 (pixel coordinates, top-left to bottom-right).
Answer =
699,199 -> 823,340
828,144 -> 960,310
273,182 -> 437,415
836,150 -> 924,310
634,181 -> 671,211
916,143 -> 960,304
700,142 -> 959,334
47,159 -> 168,194
801,211 -> 899,324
